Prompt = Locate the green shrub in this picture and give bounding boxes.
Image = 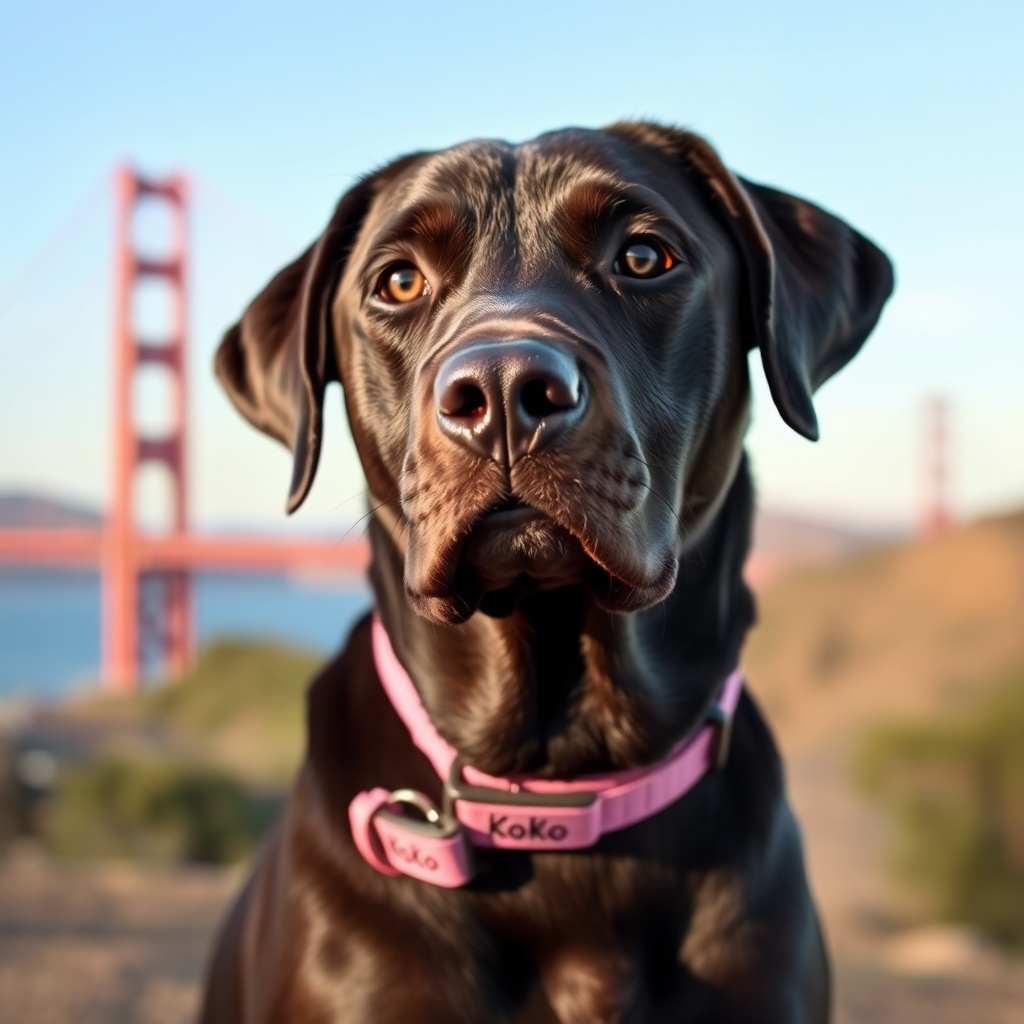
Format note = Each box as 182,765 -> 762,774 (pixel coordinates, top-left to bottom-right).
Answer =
45,755 -> 278,864
144,638 -> 321,785
49,638 -> 321,863
857,666 -> 1024,947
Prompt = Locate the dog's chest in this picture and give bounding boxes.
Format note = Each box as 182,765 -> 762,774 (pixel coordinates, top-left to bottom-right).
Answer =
535,945 -> 633,1023
453,860 -> 755,1023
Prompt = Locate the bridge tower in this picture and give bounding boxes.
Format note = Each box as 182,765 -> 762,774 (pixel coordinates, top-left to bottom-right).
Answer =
103,167 -> 193,690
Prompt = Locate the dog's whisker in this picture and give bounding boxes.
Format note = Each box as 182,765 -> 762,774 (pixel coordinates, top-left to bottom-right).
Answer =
338,489 -> 401,543
634,479 -> 682,525
331,488 -> 373,513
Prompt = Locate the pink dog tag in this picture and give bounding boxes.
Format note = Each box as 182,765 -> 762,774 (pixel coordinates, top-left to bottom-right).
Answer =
372,811 -> 475,887
349,787 -> 476,886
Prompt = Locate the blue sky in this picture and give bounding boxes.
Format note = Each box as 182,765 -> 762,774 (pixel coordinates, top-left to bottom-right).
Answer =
1,1 -> 1021,532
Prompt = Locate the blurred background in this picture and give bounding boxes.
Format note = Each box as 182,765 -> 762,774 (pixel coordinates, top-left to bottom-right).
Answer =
1,2 -> 1022,1021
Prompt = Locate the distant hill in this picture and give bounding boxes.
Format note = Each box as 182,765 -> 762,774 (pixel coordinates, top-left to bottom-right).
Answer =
740,509 -> 1024,956
0,492 -> 102,529
753,508 -> 903,564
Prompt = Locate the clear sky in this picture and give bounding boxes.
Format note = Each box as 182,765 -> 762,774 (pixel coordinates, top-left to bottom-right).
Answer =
1,1 -> 1021,533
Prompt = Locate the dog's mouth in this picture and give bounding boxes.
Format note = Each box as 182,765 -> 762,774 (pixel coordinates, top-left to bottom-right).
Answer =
458,496 -> 590,616
403,481 -> 679,625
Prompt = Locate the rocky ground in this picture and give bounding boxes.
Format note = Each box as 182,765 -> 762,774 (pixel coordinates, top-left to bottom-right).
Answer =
2,842 -> 1022,1023
0,853 -> 231,1023
787,744 -> 1024,1024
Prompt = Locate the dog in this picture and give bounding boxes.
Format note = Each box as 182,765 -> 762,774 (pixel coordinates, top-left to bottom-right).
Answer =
200,122 -> 893,1023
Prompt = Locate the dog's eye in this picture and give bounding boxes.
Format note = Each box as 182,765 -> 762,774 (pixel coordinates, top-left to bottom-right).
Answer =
613,238 -> 674,279
378,262 -> 429,303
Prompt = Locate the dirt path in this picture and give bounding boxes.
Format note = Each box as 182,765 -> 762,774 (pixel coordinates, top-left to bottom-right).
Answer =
3,851 -> 1023,1023
0,854 -> 235,1024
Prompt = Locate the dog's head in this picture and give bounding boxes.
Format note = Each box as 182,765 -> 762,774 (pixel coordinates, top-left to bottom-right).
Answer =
217,123 -> 892,627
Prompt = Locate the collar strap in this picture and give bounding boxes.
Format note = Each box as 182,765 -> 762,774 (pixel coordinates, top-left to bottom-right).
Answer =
349,615 -> 743,888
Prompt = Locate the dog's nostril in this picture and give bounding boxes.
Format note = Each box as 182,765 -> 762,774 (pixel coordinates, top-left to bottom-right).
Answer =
520,377 -> 578,420
442,382 -> 488,419
434,340 -> 586,463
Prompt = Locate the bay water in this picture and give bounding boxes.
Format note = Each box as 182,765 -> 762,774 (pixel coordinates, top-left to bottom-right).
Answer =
0,568 -> 371,699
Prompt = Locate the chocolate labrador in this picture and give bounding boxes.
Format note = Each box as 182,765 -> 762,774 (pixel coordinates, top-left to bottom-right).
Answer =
200,122 -> 893,1023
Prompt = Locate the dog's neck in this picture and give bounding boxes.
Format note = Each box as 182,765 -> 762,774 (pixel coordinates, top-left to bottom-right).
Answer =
368,457 -> 756,777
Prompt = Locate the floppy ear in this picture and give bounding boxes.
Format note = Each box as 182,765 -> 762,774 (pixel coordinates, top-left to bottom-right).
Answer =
609,123 -> 895,440
214,177 -> 379,512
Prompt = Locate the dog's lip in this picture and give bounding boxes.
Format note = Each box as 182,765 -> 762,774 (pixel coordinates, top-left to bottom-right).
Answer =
468,497 -> 675,606
404,485 -> 678,622
479,497 -> 546,528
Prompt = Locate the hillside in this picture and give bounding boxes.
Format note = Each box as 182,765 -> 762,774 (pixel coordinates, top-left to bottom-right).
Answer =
745,509 -> 1024,753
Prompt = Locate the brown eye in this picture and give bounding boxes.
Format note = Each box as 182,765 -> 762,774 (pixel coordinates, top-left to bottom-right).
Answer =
613,238 -> 674,278
378,262 -> 428,303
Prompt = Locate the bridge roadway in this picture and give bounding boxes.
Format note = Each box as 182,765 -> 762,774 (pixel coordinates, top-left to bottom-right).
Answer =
0,529 -> 368,574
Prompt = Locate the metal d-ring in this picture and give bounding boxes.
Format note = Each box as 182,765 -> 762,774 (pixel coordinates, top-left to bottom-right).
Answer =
386,788 -> 443,825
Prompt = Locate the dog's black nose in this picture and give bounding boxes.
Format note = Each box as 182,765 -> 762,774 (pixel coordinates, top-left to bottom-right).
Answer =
434,339 -> 586,464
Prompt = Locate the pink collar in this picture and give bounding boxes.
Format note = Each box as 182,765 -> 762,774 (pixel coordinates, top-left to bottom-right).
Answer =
349,615 -> 743,887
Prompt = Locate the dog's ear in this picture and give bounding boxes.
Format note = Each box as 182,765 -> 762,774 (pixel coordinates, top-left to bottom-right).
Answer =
214,174 -> 382,512
215,182 -> 374,512
608,123 -> 894,440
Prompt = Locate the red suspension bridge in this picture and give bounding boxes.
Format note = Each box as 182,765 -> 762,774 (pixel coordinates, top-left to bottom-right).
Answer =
0,169 -> 366,692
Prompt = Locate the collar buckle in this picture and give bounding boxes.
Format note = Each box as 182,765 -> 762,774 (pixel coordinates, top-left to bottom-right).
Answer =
444,758 -> 598,812
444,760 -> 603,850
707,704 -> 734,771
